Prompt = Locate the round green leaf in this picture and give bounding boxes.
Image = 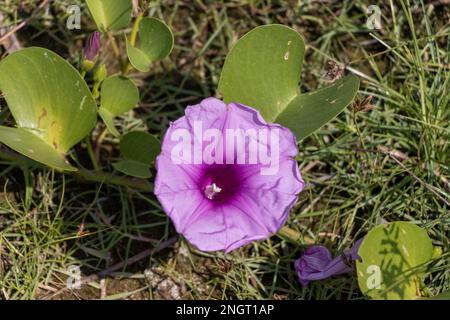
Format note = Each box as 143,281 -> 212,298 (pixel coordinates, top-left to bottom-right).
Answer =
0,47 -> 97,170
356,222 -> 434,300
100,75 -> 139,116
120,131 -> 160,165
0,126 -> 76,171
113,159 -> 152,179
218,24 -> 305,122
126,40 -> 151,72
85,0 -> 132,32
276,75 -> 360,140
99,75 -> 139,136
126,17 -> 174,72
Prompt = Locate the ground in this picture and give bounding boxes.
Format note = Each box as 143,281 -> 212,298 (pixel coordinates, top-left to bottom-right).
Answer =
0,0 -> 449,300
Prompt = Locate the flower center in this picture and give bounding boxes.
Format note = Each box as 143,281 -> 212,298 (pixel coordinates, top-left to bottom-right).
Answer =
204,183 -> 222,200
200,164 -> 241,203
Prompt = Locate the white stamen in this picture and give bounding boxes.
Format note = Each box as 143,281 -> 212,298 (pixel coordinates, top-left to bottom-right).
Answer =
204,183 -> 222,200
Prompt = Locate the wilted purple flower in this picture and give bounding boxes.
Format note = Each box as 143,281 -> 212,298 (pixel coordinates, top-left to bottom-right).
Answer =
84,31 -> 101,61
295,238 -> 364,286
154,98 -> 304,252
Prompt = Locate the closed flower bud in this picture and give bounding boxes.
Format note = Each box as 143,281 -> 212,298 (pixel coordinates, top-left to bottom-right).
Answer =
84,31 -> 101,61
294,238 -> 363,286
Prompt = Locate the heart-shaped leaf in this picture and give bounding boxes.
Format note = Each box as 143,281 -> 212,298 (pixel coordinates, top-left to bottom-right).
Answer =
219,24 -> 305,122
218,24 -> 359,140
0,48 -> 97,170
276,75 -> 360,140
126,17 -> 174,72
356,222 -> 434,300
85,0 -> 132,32
99,74 -> 139,137
112,159 -> 152,179
120,131 -> 160,164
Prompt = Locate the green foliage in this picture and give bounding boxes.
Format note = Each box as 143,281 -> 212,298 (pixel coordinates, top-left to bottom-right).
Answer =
356,222 -> 434,300
219,24 -> 359,140
113,131 -> 160,178
119,131 -> 160,164
112,159 -> 152,179
0,0 -> 447,301
99,75 -> 139,137
0,127 -> 76,171
126,17 -> 174,72
219,25 -> 304,122
85,0 -> 132,32
0,48 -> 97,171
276,75 -> 359,140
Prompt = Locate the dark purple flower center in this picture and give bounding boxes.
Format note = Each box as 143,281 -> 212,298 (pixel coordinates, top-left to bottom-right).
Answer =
200,164 -> 241,203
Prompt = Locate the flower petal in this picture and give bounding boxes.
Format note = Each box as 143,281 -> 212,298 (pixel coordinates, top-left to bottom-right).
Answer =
155,97 -> 305,252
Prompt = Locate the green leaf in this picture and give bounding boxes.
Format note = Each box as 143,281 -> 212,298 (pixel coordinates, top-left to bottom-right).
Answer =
85,0 -> 132,32
126,17 -> 174,72
218,24 -> 360,141
120,131 -> 160,164
112,131 -> 160,179
0,47 -> 97,170
0,126 -> 76,171
276,75 -> 360,140
100,75 -> 139,115
125,40 -> 151,72
137,17 -> 173,61
218,24 -> 305,122
356,222 -> 434,300
99,75 -> 139,136
98,109 -> 119,137
113,159 -> 152,179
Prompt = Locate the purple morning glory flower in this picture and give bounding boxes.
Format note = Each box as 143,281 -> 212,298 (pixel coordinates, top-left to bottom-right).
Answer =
84,31 -> 100,61
295,238 -> 364,286
154,98 -> 305,253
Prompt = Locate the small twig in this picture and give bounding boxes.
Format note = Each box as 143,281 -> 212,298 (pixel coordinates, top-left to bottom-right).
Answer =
44,236 -> 178,299
279,226 -> 315,245
0,13 -> 22,53
106,31 -> 121,58
84,236 -> 177,283
94,127 -> 108,160
302,160 -> 320,173
99,278 -> 107,299
0,0 -> 49,44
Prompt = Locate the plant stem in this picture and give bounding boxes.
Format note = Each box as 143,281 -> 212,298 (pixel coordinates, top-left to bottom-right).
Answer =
107,31 -> 124,72
130,13 -> 143,46
74,168 -> 153,192
107,31 -> 121,58
85,136 -> 100,171
279,226 -> 315,245
94,127 -> 108,160
123,12 -> 144,74
0,147 -> 153,192
92,81 -> 101,99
